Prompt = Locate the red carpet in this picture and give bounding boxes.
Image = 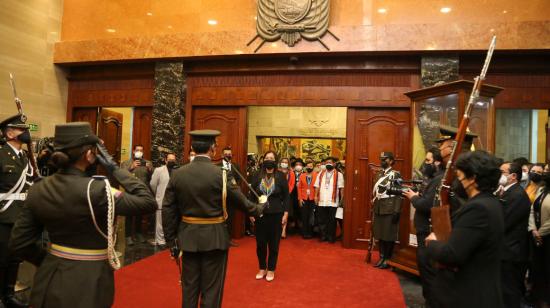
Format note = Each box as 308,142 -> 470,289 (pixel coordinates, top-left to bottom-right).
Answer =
113,237 -> 405,308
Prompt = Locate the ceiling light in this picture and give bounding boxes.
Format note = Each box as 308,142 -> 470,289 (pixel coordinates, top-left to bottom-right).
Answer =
235,50 -> 244,54
377,8 -> 387,14
167,25 -> 173,29
502,10 -> 508,14
440,7 -> 451,13
146,12 -> 153,16
208,20 -> 218,25
106,28 -> 116,33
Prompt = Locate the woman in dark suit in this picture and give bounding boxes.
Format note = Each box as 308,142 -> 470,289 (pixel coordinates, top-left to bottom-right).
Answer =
425,150 -> 504,308
250,151 -> 289,282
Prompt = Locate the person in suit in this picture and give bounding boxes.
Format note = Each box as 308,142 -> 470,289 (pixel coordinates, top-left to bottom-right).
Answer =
216,146 -> 242,246
149,152 -> 179,246
121,144 -> 153,245
498,161 -> 531,308
371,152 -> 402,269
249,151 -> 289,282
426,150 -> 504,308
0,114 -> 34,308
8,122 -> 157,308
402,147 -> 444,305
162,130 -> 264,307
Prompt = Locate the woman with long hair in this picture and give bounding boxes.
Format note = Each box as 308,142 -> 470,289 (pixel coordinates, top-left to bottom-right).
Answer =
278,157 -> 294,238
250,151 -> 289,282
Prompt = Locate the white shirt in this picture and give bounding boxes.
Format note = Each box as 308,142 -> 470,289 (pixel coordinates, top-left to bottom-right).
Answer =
314,170 -> 344,207
150,165 -> 170,209
223,160 -> 231,171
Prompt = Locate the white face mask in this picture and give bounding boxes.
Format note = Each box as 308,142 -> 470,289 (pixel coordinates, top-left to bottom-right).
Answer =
134,151 -> 143,159
280,162 -> 288,169
499,174 -> 509,187
320,165 -> 326,171
190,155 -> 195,162
521,172 -> 528,181
294,165 -> 303,172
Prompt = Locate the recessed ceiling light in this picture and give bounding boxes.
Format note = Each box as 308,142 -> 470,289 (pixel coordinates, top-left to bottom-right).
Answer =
377,8 -> 387,14
502,10 -> 508,14
208,20 -> 218,25
440,7 -> 451,13
490,28 -> 495,32
254,16 -> 257,20
235,50 -> 244,54
167,25 -> 173,29
106,28 -> 116,33
146,12 -> 153,16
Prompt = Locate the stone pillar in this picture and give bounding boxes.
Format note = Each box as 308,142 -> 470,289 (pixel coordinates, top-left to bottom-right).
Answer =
420,55 -> 459,88
151,62 -> 186,166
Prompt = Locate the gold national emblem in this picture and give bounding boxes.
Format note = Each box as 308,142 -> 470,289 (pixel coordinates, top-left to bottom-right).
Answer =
248,0 -> 339,52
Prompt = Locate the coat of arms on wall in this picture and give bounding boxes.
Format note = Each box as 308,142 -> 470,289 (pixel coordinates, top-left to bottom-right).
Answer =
248,0 -> 339,53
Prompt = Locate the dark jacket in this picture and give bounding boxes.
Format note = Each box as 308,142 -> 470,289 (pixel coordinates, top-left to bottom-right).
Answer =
427,192 -> 504,308
162,156 -> 261,252
250,171 -> 290,215
0,144 -> 32,224
9,167 -> 156,308
216,160 -> 242,185
411,170 -> 444,236
500,182 -> 531,262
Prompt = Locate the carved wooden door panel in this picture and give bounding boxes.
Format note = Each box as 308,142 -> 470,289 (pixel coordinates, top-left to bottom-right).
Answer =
72,108 -> 98,133
98,108 -> 123,164
133,107 -> 153,163
191,107 -> 248,238
344,108 -> 411,250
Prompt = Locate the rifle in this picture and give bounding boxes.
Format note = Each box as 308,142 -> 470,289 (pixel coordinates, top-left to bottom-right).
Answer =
366,206 -> 375,263
9,73 -> 40,179
431,36 -> 497,242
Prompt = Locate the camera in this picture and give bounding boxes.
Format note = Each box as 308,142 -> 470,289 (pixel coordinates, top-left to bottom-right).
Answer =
386,178 -> 423,196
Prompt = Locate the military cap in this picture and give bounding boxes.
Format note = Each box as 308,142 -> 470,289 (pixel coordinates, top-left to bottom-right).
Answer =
435,124 -> 478,143
0,114 -> 29,131
189,129 -> 221,143
54,122 -> 100,150
380,151 -> 394,160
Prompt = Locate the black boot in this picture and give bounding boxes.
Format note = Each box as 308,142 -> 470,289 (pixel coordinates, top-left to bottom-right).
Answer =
3,264 -> 28,308
378,259 -> 390,269
373,256 -> 385,268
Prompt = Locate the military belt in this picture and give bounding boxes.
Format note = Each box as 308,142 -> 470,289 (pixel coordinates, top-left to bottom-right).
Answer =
49,243 -> 108,261
0,193 -> 26,201
181,216 -> 225,224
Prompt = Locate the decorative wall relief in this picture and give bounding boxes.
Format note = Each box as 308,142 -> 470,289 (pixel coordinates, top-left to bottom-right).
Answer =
151,62 -> 186,166
420,56 -> 459,88
248,0 -> 339,52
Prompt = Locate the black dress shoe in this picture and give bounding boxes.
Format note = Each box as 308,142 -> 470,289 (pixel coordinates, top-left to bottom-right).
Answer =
4,294 -> 28,308
378,260 -> 390,269
373,258 -> 385,268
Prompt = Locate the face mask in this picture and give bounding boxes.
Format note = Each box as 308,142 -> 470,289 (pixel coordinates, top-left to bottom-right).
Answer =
280,162 -> 288,169
529,172 -> 543,183
134,151 -> 143,159
325,164 -> 334,171
420,163 -> 435,178
294,165 -> 303,172
189,155 -> 195,162
521,172 -> 528,181
263,160 -> 277,169
320,165 -> 326,171
306,167 -> 313,173
454,178 -> 469,200
167,161 -> 177,169
498,174 -> 509,187
224,155 -> 232,161
381,161 -> 389,169
17,130 -> 31,144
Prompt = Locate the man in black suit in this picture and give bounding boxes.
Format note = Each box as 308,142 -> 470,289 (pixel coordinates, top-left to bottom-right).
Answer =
498,161 -> 531,308
162,130 -> 264,308
403,147 -> 444,306
217,146 -> 243,246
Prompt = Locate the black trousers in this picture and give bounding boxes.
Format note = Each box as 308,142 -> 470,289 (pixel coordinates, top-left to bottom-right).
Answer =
300,200 -> 315,237
255,213 -> 283,271
226,204 -> 236,237
317,206 -> 337,241
181,249 -> 228,308
125,215 -> 143,237
416,232 -> 436,306
378,240 -> 395,259
0,223 -> 21,298
501,260 -> 527,308
531,235 -> 550,304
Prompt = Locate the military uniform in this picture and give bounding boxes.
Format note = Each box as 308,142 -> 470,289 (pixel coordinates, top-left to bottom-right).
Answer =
372,152 -> 402,268
162,130 -> 262,308
8,122 -> 157,308
0,114 -> 34,308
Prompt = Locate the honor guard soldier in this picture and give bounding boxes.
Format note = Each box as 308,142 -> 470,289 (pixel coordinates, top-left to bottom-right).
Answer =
8,122 -> 157,308
162,129 -> 265,308
372,151 -> 403,269
0,114 -> 34,308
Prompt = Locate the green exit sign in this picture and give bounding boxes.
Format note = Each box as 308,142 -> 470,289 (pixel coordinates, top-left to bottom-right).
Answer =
28,123 -> 39,132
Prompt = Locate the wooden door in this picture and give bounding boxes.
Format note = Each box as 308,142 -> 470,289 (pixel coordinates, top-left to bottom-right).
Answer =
344,108 -> 411,250
133,107 -> 153,163
72,108 -> 98,133
98,108 -> 123,164
191,107 -> 248,238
